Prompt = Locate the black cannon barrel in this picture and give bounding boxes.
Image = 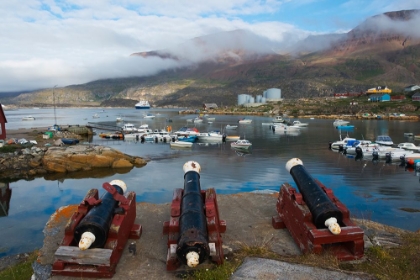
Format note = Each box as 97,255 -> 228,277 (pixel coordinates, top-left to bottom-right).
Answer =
286,158 -> 343,230
74,180 -> 126,249
176,161 -> 210,267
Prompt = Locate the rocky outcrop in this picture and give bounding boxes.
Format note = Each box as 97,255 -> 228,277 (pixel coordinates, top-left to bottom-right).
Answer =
0,145 -> 147,180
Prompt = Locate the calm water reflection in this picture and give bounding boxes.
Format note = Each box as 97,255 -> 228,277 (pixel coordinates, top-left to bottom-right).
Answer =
1,108 -> 420,257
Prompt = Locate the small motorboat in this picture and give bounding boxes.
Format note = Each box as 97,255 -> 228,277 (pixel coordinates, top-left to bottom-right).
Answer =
272,123 -> 300,132
272,116 -> 284,123
177,135 -> 198,143
170,141 -> 193,148
375,135 -> 393,146
143,113 -> 155,119
238,118 -> 252,124
231,139 -> 252,150
22,116 -> 35,121
397,142 -> 420,152
61,138 -> 80,145
333,119 -> 350,127
292,120 -> 308,127
226,124 -> 238,130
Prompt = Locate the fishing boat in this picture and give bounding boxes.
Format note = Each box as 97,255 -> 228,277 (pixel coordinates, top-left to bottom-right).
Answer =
135,100 -> 151,109
22,116 -> 35,121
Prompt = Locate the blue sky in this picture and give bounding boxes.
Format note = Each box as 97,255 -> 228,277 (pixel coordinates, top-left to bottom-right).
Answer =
0,0 -> 419,93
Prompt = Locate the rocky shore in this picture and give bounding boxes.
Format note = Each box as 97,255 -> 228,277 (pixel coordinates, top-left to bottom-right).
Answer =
0,128 -> 147,180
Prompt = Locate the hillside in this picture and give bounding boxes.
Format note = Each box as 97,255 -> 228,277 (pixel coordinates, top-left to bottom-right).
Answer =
1,9 -> 419,108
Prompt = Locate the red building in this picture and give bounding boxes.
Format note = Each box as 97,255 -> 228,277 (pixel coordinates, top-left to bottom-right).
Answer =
0,104 -> 7,140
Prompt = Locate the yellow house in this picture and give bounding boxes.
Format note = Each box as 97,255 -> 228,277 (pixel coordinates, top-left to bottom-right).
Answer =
366,86 -> 392,94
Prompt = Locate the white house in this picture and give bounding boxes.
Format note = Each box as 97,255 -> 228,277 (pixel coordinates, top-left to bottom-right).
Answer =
404,85 -> 420,92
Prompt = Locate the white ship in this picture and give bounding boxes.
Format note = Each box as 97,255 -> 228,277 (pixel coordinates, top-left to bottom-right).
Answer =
135,100 -> 151,109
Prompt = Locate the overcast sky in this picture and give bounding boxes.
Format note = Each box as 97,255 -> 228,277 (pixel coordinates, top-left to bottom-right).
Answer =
0,0 -> 419,93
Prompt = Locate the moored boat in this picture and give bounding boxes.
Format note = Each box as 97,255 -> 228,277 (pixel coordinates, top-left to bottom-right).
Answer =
225,124 -> 238,130
238,118 -> 252,124
292,120 -> 308,127
170,141 -> 193,148
333,119 -> 350,127
61,138 -> 80,145
143,113 -> 155,119
231,139 -> 252,150
22,116 -> 35,121
375,135 -> 394,146
272,116 -> 284,123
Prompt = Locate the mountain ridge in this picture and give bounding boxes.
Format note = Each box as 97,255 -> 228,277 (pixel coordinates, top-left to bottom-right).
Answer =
1,9 -> 419,108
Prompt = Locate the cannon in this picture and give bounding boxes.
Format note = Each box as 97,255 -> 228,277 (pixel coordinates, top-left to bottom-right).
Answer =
163,161 -> 226,271
272,158 -> 364,260
52,180 -> 142,278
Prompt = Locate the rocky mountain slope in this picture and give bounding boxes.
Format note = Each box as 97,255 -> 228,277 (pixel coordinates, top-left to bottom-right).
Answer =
1,9 -> 419,108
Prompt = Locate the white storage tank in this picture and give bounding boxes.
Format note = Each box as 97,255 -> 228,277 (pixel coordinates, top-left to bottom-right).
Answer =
264,88 -> 281,99
256,95 -> 263,103
238,94 -> 249,105
261,97 -> 267,103
249,97 -> 255,103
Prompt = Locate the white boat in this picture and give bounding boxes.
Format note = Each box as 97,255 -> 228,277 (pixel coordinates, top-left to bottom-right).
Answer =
375,135 -> 393,146
203,114 -> 216,122
116,117 -> 124,122
238,118 -> 252,124
143,113 -> 155,119
292,120 -> 308,127
397,142 -> 420,152
22,116 -> 35,121
272,116 -> 285,123
197,131 -> 223,142
226,124 -> 238,130
193,117 -> 204,123
170,141 -> 193,148
145,129 -> 174,142
374,147 -> 413,161
345,141 -> 379,155
135,100 -> 151,109
272,123 -> 300,132
138,124 -> 152,134
333,119 -> 350,127
123,133 -> 144,141
330,137 -> 356,151
122,123 -> 138,133
231,139 -> 252,150
92,113 -> 100,119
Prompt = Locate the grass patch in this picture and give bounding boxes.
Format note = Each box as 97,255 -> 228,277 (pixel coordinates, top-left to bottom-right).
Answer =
0,251 -> 38,280
183,231 -> 420,280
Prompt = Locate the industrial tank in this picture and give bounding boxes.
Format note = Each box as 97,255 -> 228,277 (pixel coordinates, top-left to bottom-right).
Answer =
264,88 -> 281,99
237,94 -> 249,105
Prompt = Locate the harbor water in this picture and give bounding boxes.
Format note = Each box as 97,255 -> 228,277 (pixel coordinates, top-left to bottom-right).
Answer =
1,107 -> 420,258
